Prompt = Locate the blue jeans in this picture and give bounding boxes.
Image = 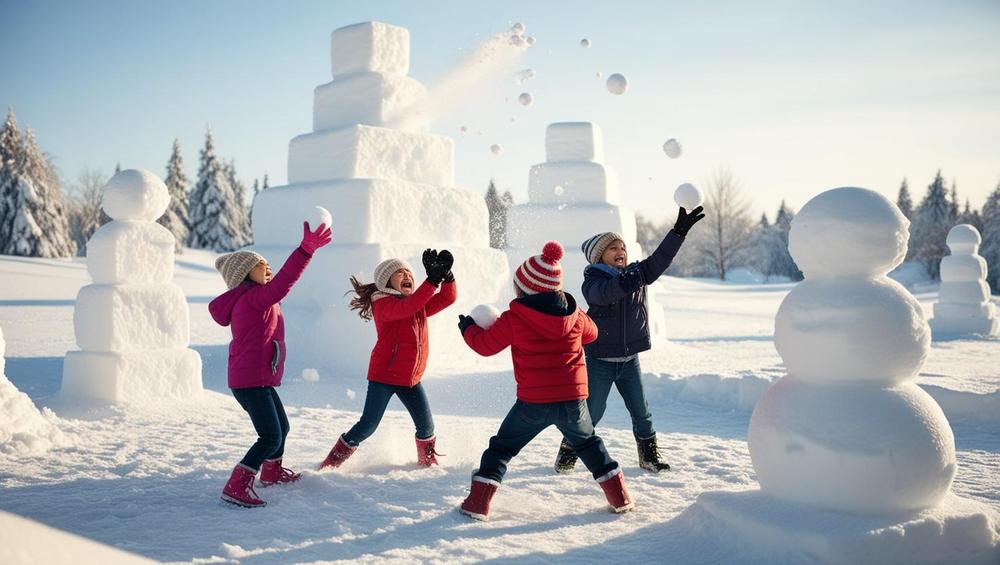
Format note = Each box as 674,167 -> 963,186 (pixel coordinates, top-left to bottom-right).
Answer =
231,386 -> 289,470
476,399 -> 618,483
586,357 -> 655,439
343,381 -> 435,446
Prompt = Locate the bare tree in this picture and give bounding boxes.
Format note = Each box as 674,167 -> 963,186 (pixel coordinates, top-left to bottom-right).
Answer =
697,166 -> 753,280
67,167 -> 106,254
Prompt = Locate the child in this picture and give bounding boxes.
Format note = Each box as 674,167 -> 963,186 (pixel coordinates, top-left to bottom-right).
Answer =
209,221 -> 333,508
554,206 -> 704,474
457,241 -> 634,521
319,249 -> 456,469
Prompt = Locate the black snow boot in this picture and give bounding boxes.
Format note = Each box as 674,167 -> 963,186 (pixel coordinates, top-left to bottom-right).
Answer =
554,439 -> 578,474
636,434 -> 671,472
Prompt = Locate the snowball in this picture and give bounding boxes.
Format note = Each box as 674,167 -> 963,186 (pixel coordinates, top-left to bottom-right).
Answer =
596,71 -> 602,78
490,144 -> 502,155
673,183 -> 703,210
62,348 -> 203,404
329,21 -> 410,78
606,73 -> 628,95
518,92 -> 533,106
74,284 -> 191,352
580,38 -> 591,48
509,34 -> 526,47
313,73 -> 427,132
748,378 -> 955,514
301,368 -> 320,382
774,278 -> 929,386
309,206 -> 333,231
460,125 -> 468,133
788,187 -> 909,278
529,162 -> 620,205
101,169 -> 170,222
662,138 -> 683,159
471,304 -> 501,329
511,22 -> 525,34
553,185 -> 565,196
545,122 -> 604,162
516,68 -> 536,83
346,388 -> 357,400
945,223 -> 981,252
526,36 -> 536,45
86,221 -> 175,284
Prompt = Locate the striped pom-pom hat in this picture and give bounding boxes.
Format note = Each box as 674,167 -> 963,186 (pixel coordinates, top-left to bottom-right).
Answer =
514,241 -> 564,295
581,232 -> 624,265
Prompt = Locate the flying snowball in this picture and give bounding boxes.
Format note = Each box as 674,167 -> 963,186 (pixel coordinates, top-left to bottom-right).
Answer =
553,185 -> 565,196
510,34 -> 526,47
471,304 -> 501,329
526,36 -> 536,45
511,22 -> 525,34
606,73 -> 628,95
516,68 -> 536,83
596,71 -> 603,78
662,138 -> 683,159
490,144 -> 503,155
460,125 -> 468,133
518,92 -> 533,106
301,368 -> 320,382
580,38 -> 591,48
309,206 -> 333,229
674,183 -> 703,209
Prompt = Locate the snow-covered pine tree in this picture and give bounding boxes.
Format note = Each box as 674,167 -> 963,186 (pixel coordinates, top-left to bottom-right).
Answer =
187,129 -> 249,252
485,180 -> 505,249
0,109 -> 24,249
897,178 -> 913,219
771,201 -> 802,280
749,212 -> 776,279
224,159 -> 251,245
949,180 -> 960,221
980,181 -> 1000,294
160,139 -> 190,252
249,173 -> 269,231
958,199 -> 982,232
911,170 -> 953,279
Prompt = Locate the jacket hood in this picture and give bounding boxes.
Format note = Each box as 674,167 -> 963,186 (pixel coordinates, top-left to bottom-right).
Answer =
509,291 -> 580,340
209,283 -> 254,326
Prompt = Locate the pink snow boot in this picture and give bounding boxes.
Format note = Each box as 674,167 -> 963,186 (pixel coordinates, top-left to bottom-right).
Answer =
416,435 -> 443,467
459,475 -> 499,521
597,468 -> 635,513
221,464 -> 266,508
318,435 -> 356,470
259,458 -> 301,487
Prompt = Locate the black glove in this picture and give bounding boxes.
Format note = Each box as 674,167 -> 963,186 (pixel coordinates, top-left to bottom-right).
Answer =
437,250 -> 455,283
422,248 -> 438,272
619,265 -> 644,294
423,248 -> 446,285
672,206 -> 705,237
458,314 -> 476,335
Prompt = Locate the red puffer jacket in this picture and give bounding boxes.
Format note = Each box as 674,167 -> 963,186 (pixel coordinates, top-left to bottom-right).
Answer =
367,280 -> 457,387
461,291 -> 597,403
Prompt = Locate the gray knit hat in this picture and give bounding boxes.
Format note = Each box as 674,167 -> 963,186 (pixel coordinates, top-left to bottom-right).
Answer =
373,258 -> 413,293
581,232 -> 624,265
215,250 -> 265,289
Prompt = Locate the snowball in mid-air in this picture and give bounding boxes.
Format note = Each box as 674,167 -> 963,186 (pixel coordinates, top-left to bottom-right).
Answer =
516,68 -> 536,83
526,36 -> 536,45
662,138 -> 683,159
580,38 -> 591,48
490,144 -> 503,155
509,35 -> 526,47
553,185 -> 565,196
309,206 -> 332,230
460,125 -> 468,133
511,22 -> 525,34
606,73 -> 628,95
596,71 -> 602,78
673,183 -> 703,209
471,304 -> 501,329
101,169 -> 170,222
518,92 -> 533,106
301,368 -> 320,382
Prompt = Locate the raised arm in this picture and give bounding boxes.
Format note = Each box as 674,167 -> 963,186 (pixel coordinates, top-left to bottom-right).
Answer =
244,247 -> 312,311
426,280 -> 457,317
460,313 -> 514,357
373,281 -> 437,322
639,206 -> 704,283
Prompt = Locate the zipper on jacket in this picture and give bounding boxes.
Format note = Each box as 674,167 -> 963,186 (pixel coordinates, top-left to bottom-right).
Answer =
621,299 -> 629,355
271,341 -> 281,375
387,344 -> 398,368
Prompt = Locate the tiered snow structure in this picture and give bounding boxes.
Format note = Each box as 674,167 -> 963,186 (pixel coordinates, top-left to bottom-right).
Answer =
680,187 -> 999,564
251,22 -> 509,373
0,325 -> 65,455
930,224 -> 998,338
506,122 -> 665,337
61,170 -> 203,404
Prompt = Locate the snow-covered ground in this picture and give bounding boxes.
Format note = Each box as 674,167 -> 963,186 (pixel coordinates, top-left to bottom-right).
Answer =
0,252 -> 997,563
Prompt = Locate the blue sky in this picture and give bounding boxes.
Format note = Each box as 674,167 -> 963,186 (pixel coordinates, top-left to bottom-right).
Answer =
2,0 -> 998,222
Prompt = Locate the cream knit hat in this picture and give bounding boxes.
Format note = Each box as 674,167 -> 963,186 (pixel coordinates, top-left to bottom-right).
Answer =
373,258 -> 413,293
215,251 -> 265,289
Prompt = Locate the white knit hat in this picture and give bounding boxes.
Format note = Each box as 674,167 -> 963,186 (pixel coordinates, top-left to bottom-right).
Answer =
373,258 -> 413,293
215,251 -> 265,289
581,232 -> 624,265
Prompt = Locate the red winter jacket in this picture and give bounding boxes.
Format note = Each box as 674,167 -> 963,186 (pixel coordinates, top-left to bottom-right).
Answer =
367,280 -> 457,387
462,291 -> 597,403
208,247 -> 311,389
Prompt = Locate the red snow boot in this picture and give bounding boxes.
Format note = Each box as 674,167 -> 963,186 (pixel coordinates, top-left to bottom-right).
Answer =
459,475 -> 499,521
259,458 -> 301,487
597,468 -> 635,513
221,464 -> 266,508
416,435 -> 443,467
318,435 -> 356,470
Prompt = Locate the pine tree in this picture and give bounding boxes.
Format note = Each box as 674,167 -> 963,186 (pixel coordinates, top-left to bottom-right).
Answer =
485,180 -> 511,249
896,178 -> 913,219
958,198 -> 982,232
0,109 -> 24,249
911,170 -> 953,279
949,180 -> 960,221
187,129 -> 250,252
262,174 -> 270,191
224,159 -> 252,245
161,139 -> 190,252
771,201 -> 802,280
980,181 -> 1000,294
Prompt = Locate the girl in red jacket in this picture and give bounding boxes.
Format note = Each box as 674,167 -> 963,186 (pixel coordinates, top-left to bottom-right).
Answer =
319,249 -> 456,470
209,222 -> 332,508
456,241 -> 634,521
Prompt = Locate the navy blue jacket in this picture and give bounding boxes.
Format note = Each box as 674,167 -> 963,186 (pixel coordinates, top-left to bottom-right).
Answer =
581,231 -> 684,358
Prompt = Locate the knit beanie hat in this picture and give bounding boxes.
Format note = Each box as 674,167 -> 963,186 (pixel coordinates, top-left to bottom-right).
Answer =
373,258 -> 413,293
581,232 -> 624,265
514,241 -> 564,295
215,250 -> 266,289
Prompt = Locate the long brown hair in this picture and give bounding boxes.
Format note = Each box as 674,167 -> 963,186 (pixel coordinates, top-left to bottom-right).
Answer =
347,275 -> 379,321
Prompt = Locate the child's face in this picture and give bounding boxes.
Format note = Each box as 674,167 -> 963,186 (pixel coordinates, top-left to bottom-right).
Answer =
390,268 -> 415,295
601,240 -> 627,268
248,260 -> 272,284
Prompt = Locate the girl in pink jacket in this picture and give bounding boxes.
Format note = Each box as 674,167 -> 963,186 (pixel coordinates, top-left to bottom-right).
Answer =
209,222 -> 332,508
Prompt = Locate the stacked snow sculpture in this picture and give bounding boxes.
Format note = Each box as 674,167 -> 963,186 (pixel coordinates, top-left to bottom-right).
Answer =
251,22 -> 509,372
61,169 -> 202,404
930,224 -> 998,338
1,325 -> 65,454
506,122 -> 666,336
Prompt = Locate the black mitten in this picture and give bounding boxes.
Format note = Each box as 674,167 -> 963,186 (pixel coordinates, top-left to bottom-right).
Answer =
423,249 -> 446,285
672,206 -> 705,237
619,265 -> 645,293
458,314 -> 476,334
437,250 -> 455,283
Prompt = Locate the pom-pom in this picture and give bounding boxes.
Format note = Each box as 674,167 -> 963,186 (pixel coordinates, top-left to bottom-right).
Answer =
471,304 -> 501,329
542,240 -> 564,262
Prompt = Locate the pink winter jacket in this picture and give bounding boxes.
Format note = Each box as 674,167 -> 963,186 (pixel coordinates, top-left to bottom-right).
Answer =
209,247 -> 312,389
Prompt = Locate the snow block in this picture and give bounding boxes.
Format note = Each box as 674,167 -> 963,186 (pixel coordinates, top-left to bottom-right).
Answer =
101,169 -> 170,222
313,72 -> 427,132
330,22 -> 409,78
86,221 -> 175,284
527,161 -> 620,205
251,179 -> 488,247
939,254 -> 987,281
288,125 -> 454,186
937,280 -> 991,305
930,312 -> 999,337
74,284 -> 190,351
506,203 -> 637,251
545,122 -> 604,162
61,348 -> 202,404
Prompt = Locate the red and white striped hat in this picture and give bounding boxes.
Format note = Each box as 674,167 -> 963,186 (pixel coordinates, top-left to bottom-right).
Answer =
514,241 -> 564,295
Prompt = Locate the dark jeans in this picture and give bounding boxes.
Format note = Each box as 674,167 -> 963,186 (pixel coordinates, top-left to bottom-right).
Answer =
587,357 -> 655,439
476,399 -> 618,483
343,381 -> 435,446
231,386 -> 289,471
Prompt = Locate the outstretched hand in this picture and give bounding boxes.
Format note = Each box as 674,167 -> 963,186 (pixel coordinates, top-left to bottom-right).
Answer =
300,221 -> 333,254
422,248 -> 438,272
457,314 -> 476,334
672,206 -> 705,237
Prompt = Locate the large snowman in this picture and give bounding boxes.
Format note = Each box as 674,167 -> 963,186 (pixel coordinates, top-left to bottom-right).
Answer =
748,187 -> 956,514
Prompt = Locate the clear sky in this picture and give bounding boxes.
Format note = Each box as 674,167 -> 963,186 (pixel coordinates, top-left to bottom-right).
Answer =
2,0 -> 998,223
